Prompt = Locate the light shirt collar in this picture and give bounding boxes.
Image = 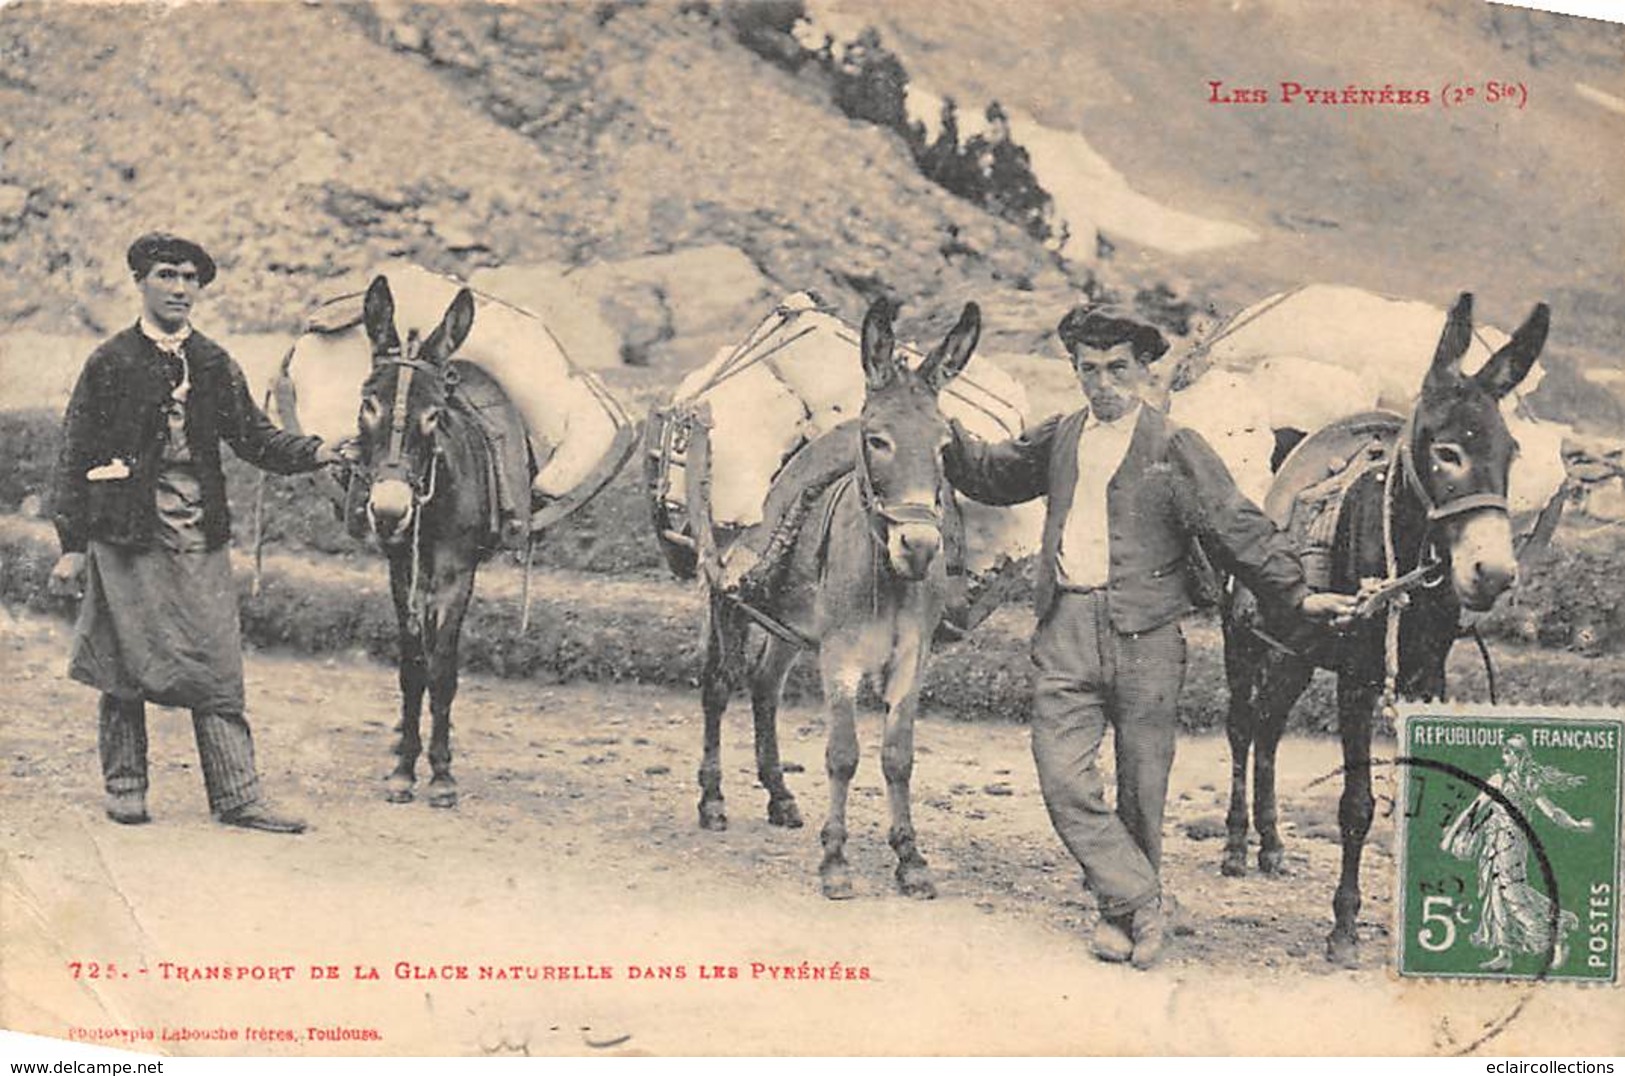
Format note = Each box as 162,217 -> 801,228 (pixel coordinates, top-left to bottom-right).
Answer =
1083,401 -> 1142,432
139,317 -> 193,357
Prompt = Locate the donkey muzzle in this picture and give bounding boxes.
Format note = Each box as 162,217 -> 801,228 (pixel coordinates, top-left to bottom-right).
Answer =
368,477 -> 415,542
883,504 -> 944,581
1450,510 -> 1518,611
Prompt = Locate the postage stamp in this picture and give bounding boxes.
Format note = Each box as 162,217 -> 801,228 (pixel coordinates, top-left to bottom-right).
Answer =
1396,705 -> 1623,983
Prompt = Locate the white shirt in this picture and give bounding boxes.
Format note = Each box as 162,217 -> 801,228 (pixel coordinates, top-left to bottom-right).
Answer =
1056,404 -> 1141,589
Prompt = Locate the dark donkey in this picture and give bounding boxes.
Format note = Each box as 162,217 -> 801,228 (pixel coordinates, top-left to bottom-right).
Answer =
1220,292 -> 1549,964
352,275 -> 485,808
696,297 -> 979,900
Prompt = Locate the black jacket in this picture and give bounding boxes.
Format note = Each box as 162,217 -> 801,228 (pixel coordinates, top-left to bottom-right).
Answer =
53,324 -> 323,553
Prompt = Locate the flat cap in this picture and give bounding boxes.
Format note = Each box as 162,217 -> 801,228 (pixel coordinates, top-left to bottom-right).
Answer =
126,232 -> 217,287
1057,305 -> 1169,363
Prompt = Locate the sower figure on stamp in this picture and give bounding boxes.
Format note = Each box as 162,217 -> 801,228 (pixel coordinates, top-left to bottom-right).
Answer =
945,306 -> 1356,968
49,232 -> 341,833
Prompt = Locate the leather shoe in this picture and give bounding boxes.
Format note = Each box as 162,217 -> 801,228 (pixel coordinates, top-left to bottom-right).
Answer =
105,792 -> 150,825
1130,900 -> 1167,970
1090,915 -> 1134,963
219,803 -> 307,835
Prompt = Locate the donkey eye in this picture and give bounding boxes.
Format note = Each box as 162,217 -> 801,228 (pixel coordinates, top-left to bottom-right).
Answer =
359,396 -> 383,429
866,434 -> 894,453
1431,443 -> 1466,469
419,408 -> 441,436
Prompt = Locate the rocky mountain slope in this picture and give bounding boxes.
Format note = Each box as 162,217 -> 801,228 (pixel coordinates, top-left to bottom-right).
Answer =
0,1 -> 1089,358
0,1 -> 1619,420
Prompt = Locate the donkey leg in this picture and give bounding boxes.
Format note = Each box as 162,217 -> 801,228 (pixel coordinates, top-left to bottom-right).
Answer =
1220,625 -> 1258,877
425,568 -> 476,810
883,650 -> 934,900
386,558 -> 427,804
698,596 -> 744,831
818,652 -> 863,901
1255,656 -> 1313,876
1221,713 -> 1253,877
750,636 -> 803,828
1327,675 -> 1379,966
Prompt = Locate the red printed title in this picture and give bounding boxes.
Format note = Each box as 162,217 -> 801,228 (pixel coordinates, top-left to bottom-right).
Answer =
68,959 -> 872,984
1207,79 -> 1529,109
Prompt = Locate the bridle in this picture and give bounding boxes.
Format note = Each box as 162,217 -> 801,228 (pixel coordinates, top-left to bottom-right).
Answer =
364,329 -> 453,634
366,330 -> 450,511
1395,409 -> 1511,524
851,421 -> 947,552
1367,407 -> 1514,715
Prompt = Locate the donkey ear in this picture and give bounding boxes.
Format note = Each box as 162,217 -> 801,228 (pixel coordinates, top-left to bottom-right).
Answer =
1426,291 -> 1474,390
363,275 -> 399,357
920,302 -> 981,391
423,288 -> 477,366
1474,302 -> 1549,400
860,296 -> 900,390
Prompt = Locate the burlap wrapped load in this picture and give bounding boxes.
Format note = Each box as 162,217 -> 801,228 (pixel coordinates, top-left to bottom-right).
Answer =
1189,284 -> 1569,515
665,293 -> 1043,574
274,264 -> 633,517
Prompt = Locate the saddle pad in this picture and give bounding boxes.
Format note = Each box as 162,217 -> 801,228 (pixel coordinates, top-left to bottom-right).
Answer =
450,360 -> 534,550
1263,410 -> 1403,527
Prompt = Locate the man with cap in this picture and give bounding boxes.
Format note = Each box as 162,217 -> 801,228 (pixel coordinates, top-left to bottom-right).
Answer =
49,232 -> 340,834
944,305 -> 1356,967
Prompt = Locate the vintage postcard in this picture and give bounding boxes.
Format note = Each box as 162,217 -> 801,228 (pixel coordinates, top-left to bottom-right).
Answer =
1,0 -> 1622,1061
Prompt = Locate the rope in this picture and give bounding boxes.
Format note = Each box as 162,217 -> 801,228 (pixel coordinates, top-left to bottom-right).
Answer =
1183,286 -> 1306,366
406,450 -> 439,637
1469,625 -> 1499,705
1380,448 -> 1405,721
519,532 -> 536,635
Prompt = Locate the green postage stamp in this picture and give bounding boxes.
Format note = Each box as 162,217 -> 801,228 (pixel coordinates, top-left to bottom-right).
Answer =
1396,706 -> 1623,982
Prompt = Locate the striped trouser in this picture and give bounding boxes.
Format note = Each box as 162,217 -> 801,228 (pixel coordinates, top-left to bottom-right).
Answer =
98,693 -> 260,815
1030,589 -> 1186,919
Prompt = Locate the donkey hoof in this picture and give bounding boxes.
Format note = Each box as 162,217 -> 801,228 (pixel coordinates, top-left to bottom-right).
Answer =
1219,851 -> 1248,877
1325,932 -> 1361,968
820,865 -> 856,901
698,800 -> 728,832
897,865 -> 937,900
428,786 -> 459,809
385,776 -> 415,804
1258,847 -> 1288,875
767,797 -> 803,829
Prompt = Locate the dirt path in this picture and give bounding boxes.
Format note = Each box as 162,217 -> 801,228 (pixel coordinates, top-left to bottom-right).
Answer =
1,610 -> 1616,1056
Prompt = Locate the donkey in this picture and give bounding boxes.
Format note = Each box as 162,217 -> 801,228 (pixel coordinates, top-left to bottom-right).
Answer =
696,297 -> 980,900
1220,292 -> 1549,965
352,274 -> 487,808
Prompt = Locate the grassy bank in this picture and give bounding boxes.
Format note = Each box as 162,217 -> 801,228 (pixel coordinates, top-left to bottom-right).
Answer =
6,516 -> 1622,733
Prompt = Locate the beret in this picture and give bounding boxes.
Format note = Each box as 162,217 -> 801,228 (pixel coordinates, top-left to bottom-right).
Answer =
126,232 -> 217,287
1057,305 -> 1169,363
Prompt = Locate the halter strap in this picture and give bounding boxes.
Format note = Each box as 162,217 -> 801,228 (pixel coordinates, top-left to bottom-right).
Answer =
853,434 -> 944,548
1396,410 -> 1511,522
377,331 -> 427,470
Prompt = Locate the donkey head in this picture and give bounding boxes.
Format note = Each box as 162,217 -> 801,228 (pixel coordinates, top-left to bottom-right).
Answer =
1410,292 -> 1549,611
857,297 -> 980,580
355,274 -> 476,547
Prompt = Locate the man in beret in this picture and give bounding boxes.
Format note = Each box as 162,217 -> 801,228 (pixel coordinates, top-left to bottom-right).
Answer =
49,232 -> 340,834
945,306 -> 1356,967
